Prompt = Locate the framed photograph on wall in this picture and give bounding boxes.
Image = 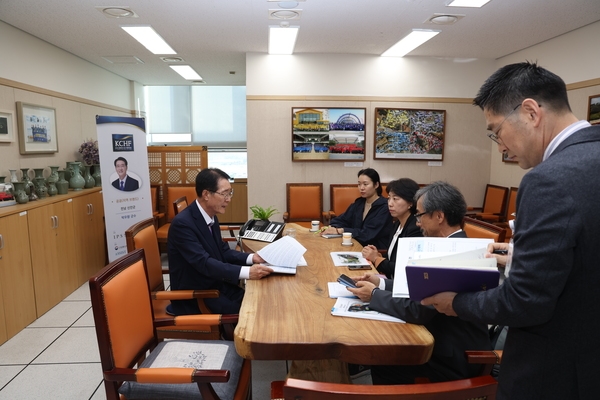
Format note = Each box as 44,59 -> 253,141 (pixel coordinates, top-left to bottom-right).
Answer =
0,109 -> 16,143
588,94 -> 600,125
292,108 -> 366,161
374,108 -> 445,160
16,102 -> 58,154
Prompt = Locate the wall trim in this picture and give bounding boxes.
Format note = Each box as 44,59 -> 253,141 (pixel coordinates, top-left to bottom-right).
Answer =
246,95 -> 474,103
0,77 -> 135,115
566,77 -> 600,91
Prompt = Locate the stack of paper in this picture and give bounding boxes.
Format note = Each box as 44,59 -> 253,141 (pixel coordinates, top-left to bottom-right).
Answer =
257,235 -> 307,274
327,282 -> 357,298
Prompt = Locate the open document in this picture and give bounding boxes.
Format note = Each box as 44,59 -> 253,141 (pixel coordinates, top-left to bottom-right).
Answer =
392,237 -> 494,298
257,235 -> 307,274
327,282 -> 358,298
331,297 -> 405,323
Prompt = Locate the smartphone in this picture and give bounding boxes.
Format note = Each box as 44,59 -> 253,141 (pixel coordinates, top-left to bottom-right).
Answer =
337,274 -> 358,289
348,264 -> 372,270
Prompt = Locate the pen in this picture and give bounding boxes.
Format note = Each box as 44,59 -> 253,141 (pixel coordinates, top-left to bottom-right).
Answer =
492,249 -> 508,255
314,226 -> 327,235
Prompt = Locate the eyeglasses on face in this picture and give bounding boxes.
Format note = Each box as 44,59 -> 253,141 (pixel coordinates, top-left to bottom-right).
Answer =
487,104 -> 521,144
211,189 -> 234,199
414,211 -> 430,222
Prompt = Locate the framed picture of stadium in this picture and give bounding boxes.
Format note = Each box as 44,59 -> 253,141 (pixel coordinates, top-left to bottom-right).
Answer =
16,102 -> 58,154
588,94 -> 600,125
292,108 -> 366,161
374,108 -> 445,161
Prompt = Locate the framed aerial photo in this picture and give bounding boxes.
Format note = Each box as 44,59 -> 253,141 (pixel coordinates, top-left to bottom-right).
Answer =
374,108 -> 445,160
292,108 -> 366,161
16,101 -> 58,154
0,109 -> 15,143
588,94 -> 600,125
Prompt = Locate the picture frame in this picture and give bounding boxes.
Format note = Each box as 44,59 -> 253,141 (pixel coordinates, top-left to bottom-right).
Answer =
374,108 -> 445,161
0,109 -> 16,143
292,107 -> 366,161
16,101 -> 58,154
587,94 -> 600,125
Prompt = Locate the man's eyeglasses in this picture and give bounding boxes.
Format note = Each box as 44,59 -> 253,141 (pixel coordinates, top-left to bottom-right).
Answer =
414,211 -> 430,223
487,104 -> 521,144
211,189 -> 234,199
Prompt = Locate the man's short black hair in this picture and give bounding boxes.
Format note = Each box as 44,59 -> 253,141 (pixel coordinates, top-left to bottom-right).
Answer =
114,157 -> 128,167
195,168 -> 231,197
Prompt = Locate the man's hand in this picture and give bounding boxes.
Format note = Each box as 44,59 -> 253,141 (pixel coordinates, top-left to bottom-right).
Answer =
252,253 -> 266,264
485,242 -> 509,265
249,264 -> 273,279
353,273 -> 381,285
421,292 -> 458,316
347,280 -> 377,302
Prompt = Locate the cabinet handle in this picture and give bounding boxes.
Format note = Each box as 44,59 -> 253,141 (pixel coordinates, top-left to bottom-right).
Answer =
50,216 -> 55,229
90,204 -> 94,214
55,215 -> 59,229
0,234 -> 4,250
87,204 -> 91,215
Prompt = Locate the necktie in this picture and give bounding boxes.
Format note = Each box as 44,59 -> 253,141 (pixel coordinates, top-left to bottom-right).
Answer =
120,181 -> 124,190
208,222 -> 213,233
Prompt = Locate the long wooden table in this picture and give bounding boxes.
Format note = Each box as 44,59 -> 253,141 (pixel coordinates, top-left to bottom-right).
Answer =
234,223 -> 434,382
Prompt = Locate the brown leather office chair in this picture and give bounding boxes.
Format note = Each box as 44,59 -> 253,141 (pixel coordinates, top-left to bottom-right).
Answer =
324,184 -> 360,224
125,218 -> 220,339
493,187 -> 518,242
468,184 -> 509,223
463,216 -> 506,242
173,195 -> 189,216
89,249 -> 251,400
150,185 -> 165,229
283,183 -> 323,229
156,186 -> 198,245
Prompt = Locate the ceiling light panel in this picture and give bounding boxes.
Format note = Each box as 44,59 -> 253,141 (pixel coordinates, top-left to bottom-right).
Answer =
447,0 -> 491,7
381,29 -> 440,57
121,26 -> 176,54
269,25 -> 299,55
170,65 -> 202,80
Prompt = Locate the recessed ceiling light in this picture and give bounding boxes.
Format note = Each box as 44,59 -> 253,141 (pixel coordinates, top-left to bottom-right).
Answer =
170,65 -> 202,80
121,26 -> 176,54
160,56 -> 184,62
269,9 -> 302,20
447,0 -> 491,7
192,80 -> 206,85
269,25 -> 299,55
96,6 -> 138,18
381,29 -> 440,57
426,14 -> 464,25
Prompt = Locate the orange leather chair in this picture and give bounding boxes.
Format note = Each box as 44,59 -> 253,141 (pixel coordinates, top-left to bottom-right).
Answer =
324,184 -> 360,224
89,249 -> 251,400
463,216 -> 506,243
468,184 -> 509,223
156,185 -> 198,244
494,187 -> 518,242
283,183 -> 323,229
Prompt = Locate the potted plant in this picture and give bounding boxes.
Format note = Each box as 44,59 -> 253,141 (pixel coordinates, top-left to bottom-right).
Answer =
249,205 -> 278,221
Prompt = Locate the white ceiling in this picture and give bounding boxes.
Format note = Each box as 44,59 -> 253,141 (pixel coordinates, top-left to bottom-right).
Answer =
1,0 -> 599,86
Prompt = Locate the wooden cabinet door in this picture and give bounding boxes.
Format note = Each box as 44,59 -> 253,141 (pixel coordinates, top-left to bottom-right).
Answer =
0,212 -> 37,341
72,192 -> 106,284
28,200 -> 76,316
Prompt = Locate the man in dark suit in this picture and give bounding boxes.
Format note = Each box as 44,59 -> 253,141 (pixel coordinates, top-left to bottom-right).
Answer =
111,157 -> 139,191
423,62 -> 600,400
348,181 -> 491,384
167,168 -> 272,315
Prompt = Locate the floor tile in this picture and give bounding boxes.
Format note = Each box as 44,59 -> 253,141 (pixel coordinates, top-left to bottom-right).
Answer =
252,360 -> 288,399
64,282 -> 91,302
0,366 -> 25,390
90,383 -> 107,400
28,301 -> 91,328
0,363 -> 102,400
0,327 -> 65,365
34,327 -> 100,364
73,307 -> 95,327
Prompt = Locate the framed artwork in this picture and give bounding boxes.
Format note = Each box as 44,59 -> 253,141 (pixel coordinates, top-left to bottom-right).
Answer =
502,152 -> 518,163
0,109 -> 15,143
374,108 -> 445,160
588,94 -> 600,125
292,108 -> 366,161
16,102 -> 58,154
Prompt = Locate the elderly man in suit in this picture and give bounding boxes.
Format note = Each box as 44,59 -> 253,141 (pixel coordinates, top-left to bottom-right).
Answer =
423,62 -> 600,399
348,181 -> 491,384
168,168 -> 272,315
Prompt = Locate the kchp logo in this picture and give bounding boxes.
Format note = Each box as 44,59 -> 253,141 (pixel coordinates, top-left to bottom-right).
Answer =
112,134 -> 134,152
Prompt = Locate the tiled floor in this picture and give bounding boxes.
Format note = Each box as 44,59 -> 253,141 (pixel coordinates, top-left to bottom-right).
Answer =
0,258 -> 370,399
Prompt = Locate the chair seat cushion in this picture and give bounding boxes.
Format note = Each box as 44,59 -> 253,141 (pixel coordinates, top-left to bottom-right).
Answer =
119,340 -> 243,400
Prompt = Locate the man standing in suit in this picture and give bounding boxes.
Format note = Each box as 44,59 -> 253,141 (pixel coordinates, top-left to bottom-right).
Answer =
168,168 -> 273,315
423,62 -> 600,399
111,157 -> 139,191
348,181 -> 491,384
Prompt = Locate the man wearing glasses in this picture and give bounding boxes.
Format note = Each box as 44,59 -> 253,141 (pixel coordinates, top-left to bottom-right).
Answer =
168,168 -> 272,315
423,62 -> 600,399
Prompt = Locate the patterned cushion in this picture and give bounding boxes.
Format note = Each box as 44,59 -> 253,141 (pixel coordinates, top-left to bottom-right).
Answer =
119,340 -> 243,400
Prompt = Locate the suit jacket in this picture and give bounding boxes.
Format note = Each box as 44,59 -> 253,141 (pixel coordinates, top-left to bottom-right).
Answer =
111,175 -> 139,191
330,196 -> 393,249
167,203 -> 251,315
376,214 -> 423,278
454,125 -> 600,399
370,229 -> 491,383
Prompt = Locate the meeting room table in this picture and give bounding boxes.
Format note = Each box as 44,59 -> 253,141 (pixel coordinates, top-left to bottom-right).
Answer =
233,223 -> 434,383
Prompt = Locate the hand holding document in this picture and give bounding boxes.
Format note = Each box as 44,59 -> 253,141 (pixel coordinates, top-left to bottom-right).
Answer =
257,235 -> 307,274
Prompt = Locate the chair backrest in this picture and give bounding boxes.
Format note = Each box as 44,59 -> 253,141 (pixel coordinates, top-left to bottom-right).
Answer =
166,186 -> 198,222
286,183 -> 323,223
463,217 -> 506,242
150,186 -> 158,214
481,184 -> 509,215
89,249 -> 157,388
125,218 -> 164,291
280,376 -> 497,399
505,187 -> 518,220
329,184 -> 360,216
173,196 -> 189,216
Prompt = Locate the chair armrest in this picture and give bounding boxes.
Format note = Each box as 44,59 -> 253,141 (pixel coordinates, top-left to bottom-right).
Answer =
106,367 -> 230,384
466,350 -> 503,376
283,212 -> 289,222
153,289 -> 220,301
161,266 -> 170,275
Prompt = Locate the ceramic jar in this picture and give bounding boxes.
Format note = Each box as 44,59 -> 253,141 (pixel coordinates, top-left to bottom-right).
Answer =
11,181 -> 29,204
69,162 -> 85,191
56,170 -> 69,195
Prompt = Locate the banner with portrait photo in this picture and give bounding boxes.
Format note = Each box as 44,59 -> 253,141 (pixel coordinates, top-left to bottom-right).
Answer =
96,116 -> 153,262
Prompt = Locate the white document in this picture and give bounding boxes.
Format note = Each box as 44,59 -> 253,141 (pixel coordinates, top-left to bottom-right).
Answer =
263,256 -> 308,275
392,237 -> 494,298
330,252 -> 371,267
331,297 -> 405,323
327,282 -> 358,298
257,235 -> 307,269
